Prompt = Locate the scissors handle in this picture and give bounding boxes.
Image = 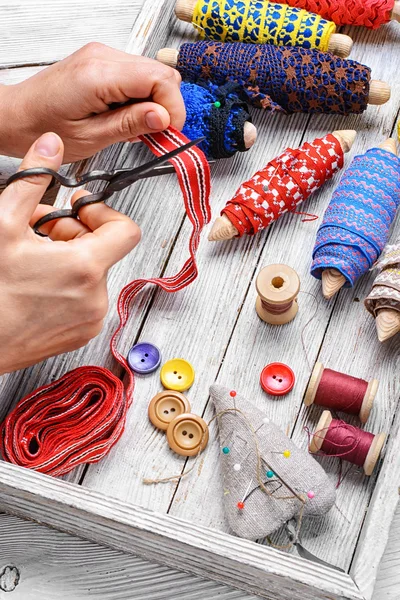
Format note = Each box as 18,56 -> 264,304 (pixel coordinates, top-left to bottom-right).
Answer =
7,136 -> 206,237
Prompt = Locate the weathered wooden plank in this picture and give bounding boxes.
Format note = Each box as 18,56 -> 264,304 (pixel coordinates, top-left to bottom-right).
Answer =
0,463 -> 364,600
0,0 -> 142,67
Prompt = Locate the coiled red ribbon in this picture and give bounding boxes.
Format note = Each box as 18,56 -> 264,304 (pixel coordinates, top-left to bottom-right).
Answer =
0,127 -> 211,477
222,134 -> 343,237
282,0 -> 393,28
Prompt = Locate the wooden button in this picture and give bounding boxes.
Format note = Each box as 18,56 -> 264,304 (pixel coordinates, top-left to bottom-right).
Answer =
166,413 -> 209,456
148,391 -> 191,431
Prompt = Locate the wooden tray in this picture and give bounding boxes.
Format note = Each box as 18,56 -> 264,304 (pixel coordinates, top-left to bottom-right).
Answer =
1,2 -> 400,599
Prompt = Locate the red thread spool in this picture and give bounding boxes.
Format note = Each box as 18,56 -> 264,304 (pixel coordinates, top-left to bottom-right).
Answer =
304,363 -> 378,424
309,411 -> 385,476
256,264 -> 300,325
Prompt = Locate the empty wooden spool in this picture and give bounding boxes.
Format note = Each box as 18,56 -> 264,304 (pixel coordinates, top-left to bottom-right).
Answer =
255,264 -> 300,325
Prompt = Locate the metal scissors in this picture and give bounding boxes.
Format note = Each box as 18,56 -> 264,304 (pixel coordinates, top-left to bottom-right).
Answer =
6,136 -> 205,236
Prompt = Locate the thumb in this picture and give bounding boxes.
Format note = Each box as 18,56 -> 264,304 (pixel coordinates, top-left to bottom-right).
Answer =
87,101 -> 173,147
0,132 -> 63,226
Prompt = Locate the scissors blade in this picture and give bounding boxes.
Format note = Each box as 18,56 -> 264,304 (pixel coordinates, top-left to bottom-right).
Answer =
108,136 -> 205,191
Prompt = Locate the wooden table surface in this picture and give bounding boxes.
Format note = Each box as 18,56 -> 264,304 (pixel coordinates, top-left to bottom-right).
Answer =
0,1 -> 399,598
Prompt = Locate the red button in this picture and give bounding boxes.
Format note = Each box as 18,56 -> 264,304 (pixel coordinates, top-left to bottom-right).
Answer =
260,363 -> 295,396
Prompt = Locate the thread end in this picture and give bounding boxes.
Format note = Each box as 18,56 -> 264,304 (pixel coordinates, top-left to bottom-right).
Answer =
310,410 -> 332,454
208,216 -> 239,241
369,80 -> 391,105
321,269 -> 346,299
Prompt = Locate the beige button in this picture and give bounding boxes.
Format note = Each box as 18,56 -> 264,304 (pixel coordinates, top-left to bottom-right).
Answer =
166,413 -> 209,457
148,391 -> 191,431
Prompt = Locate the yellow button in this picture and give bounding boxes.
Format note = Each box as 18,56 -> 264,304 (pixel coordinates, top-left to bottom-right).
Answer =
148,391 -> 191,431
160,358 -> 195,392
166,413 -> 209,456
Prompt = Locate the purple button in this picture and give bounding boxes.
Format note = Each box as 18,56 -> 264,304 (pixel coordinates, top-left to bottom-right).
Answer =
127,343 -> 161,374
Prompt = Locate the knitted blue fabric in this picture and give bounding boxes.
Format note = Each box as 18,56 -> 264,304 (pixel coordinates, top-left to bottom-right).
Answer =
177,41 -> 371,115
181,81 -> 251,159
311,148 -> 400,286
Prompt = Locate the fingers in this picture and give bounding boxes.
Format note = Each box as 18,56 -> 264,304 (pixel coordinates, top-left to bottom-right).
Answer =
30,190 -> 92,240
91,58 -> 186,131
89,101 -> 172,147
71,198 -> 141,269
0,133 -> 64,227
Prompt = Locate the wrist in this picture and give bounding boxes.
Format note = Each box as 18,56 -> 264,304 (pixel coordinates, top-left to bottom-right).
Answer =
0,83 -> 27,158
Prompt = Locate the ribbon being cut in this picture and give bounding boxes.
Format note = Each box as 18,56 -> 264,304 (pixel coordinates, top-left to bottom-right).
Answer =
181,81 -> 257,159
275,0 -> 400,28
175,0 -> 353,57
311,139 -> 400,299
0,128 -> 211,477
365,240 -> 400,342
157,42 -> 390,114
208,130 -> 354,241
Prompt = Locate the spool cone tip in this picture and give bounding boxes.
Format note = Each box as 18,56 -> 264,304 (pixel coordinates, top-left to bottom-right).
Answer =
378,138 -> 397,155
376,309 -> 400,342
332,130 -> 357,153
208,216 -> 239,241
321,269 -> 346,299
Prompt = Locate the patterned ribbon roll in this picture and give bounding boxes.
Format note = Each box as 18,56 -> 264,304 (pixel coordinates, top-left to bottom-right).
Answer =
192,0 -> 336,52
278,0 -> 394,28
176,41 -> 371,114
311,148 -> 400,287
365,241 -> 400,316
222,133 -> 343,236
181,81 -> 251,158
0,128 -> 211,477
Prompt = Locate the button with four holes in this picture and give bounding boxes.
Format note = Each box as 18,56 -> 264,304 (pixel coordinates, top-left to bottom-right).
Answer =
127,342 -> 161,374
260,362 -> 295,396
148,391 -> 191,431
160,358 -> 195,392
166,413 -> 209,456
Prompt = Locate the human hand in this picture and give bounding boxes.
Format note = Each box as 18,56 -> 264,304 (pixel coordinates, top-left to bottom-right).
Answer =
0,43 -> 185,163
0,131 -> 141,374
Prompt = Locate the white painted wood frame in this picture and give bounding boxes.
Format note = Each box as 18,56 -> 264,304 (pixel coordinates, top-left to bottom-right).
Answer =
0,2 -> 399,600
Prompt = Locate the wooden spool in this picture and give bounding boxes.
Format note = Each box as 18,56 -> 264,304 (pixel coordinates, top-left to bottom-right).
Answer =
304,362 -> 378,424
309,410 -> 385,476
208,129 -> 356,242
322,138 -> 398,300
156,48 -> 391,105
255,264 -> 300,325
174,0 -> 353,58
154,48 -> 257,150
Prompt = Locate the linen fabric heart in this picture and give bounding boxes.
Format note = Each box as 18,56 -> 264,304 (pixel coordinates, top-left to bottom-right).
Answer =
210,384 -> 336,540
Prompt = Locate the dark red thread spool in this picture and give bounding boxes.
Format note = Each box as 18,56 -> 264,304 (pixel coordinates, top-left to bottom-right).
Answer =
304,362 -> 378,423
309,410 -> 385,476
256,264 -> 300,325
